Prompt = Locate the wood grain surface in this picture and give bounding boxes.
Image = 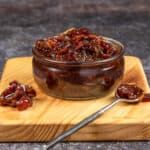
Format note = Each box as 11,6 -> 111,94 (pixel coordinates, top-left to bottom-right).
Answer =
0,56 -> 149,142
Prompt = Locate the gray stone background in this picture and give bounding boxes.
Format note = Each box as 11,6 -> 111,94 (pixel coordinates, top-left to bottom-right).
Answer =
0,0 -> 150,149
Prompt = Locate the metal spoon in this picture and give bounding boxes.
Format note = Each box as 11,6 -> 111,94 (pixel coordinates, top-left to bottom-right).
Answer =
45,93 -> 144,150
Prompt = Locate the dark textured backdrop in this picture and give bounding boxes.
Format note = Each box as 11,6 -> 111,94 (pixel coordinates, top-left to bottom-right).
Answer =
0,0 -> 150,149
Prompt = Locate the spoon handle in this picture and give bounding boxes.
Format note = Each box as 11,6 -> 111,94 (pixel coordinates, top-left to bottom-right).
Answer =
46,99 -> 121,149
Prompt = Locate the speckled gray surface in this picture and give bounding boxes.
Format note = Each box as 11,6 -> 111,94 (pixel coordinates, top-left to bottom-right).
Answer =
0,0 -> 150,149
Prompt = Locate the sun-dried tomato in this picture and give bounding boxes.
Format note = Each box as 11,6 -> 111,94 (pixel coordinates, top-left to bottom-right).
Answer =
0,81 -> 36,111
33,28 -> 118,62
116,84 -> 143,100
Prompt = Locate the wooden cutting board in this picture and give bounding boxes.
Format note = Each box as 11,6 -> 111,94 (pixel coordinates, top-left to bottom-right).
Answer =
0,56 -> 149,142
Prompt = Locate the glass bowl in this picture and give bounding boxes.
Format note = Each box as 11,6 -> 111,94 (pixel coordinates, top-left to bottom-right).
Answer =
32,37 -> 124,100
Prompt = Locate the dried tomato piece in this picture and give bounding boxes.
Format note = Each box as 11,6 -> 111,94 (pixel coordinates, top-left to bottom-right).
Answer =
78,28 -> 90,34
33,28 -> 118,62
142,93 -> 150,102
25,85 -> 36,98
0,81 -> 36,111
116,84 -> 143,100
16,96 -> 32,111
